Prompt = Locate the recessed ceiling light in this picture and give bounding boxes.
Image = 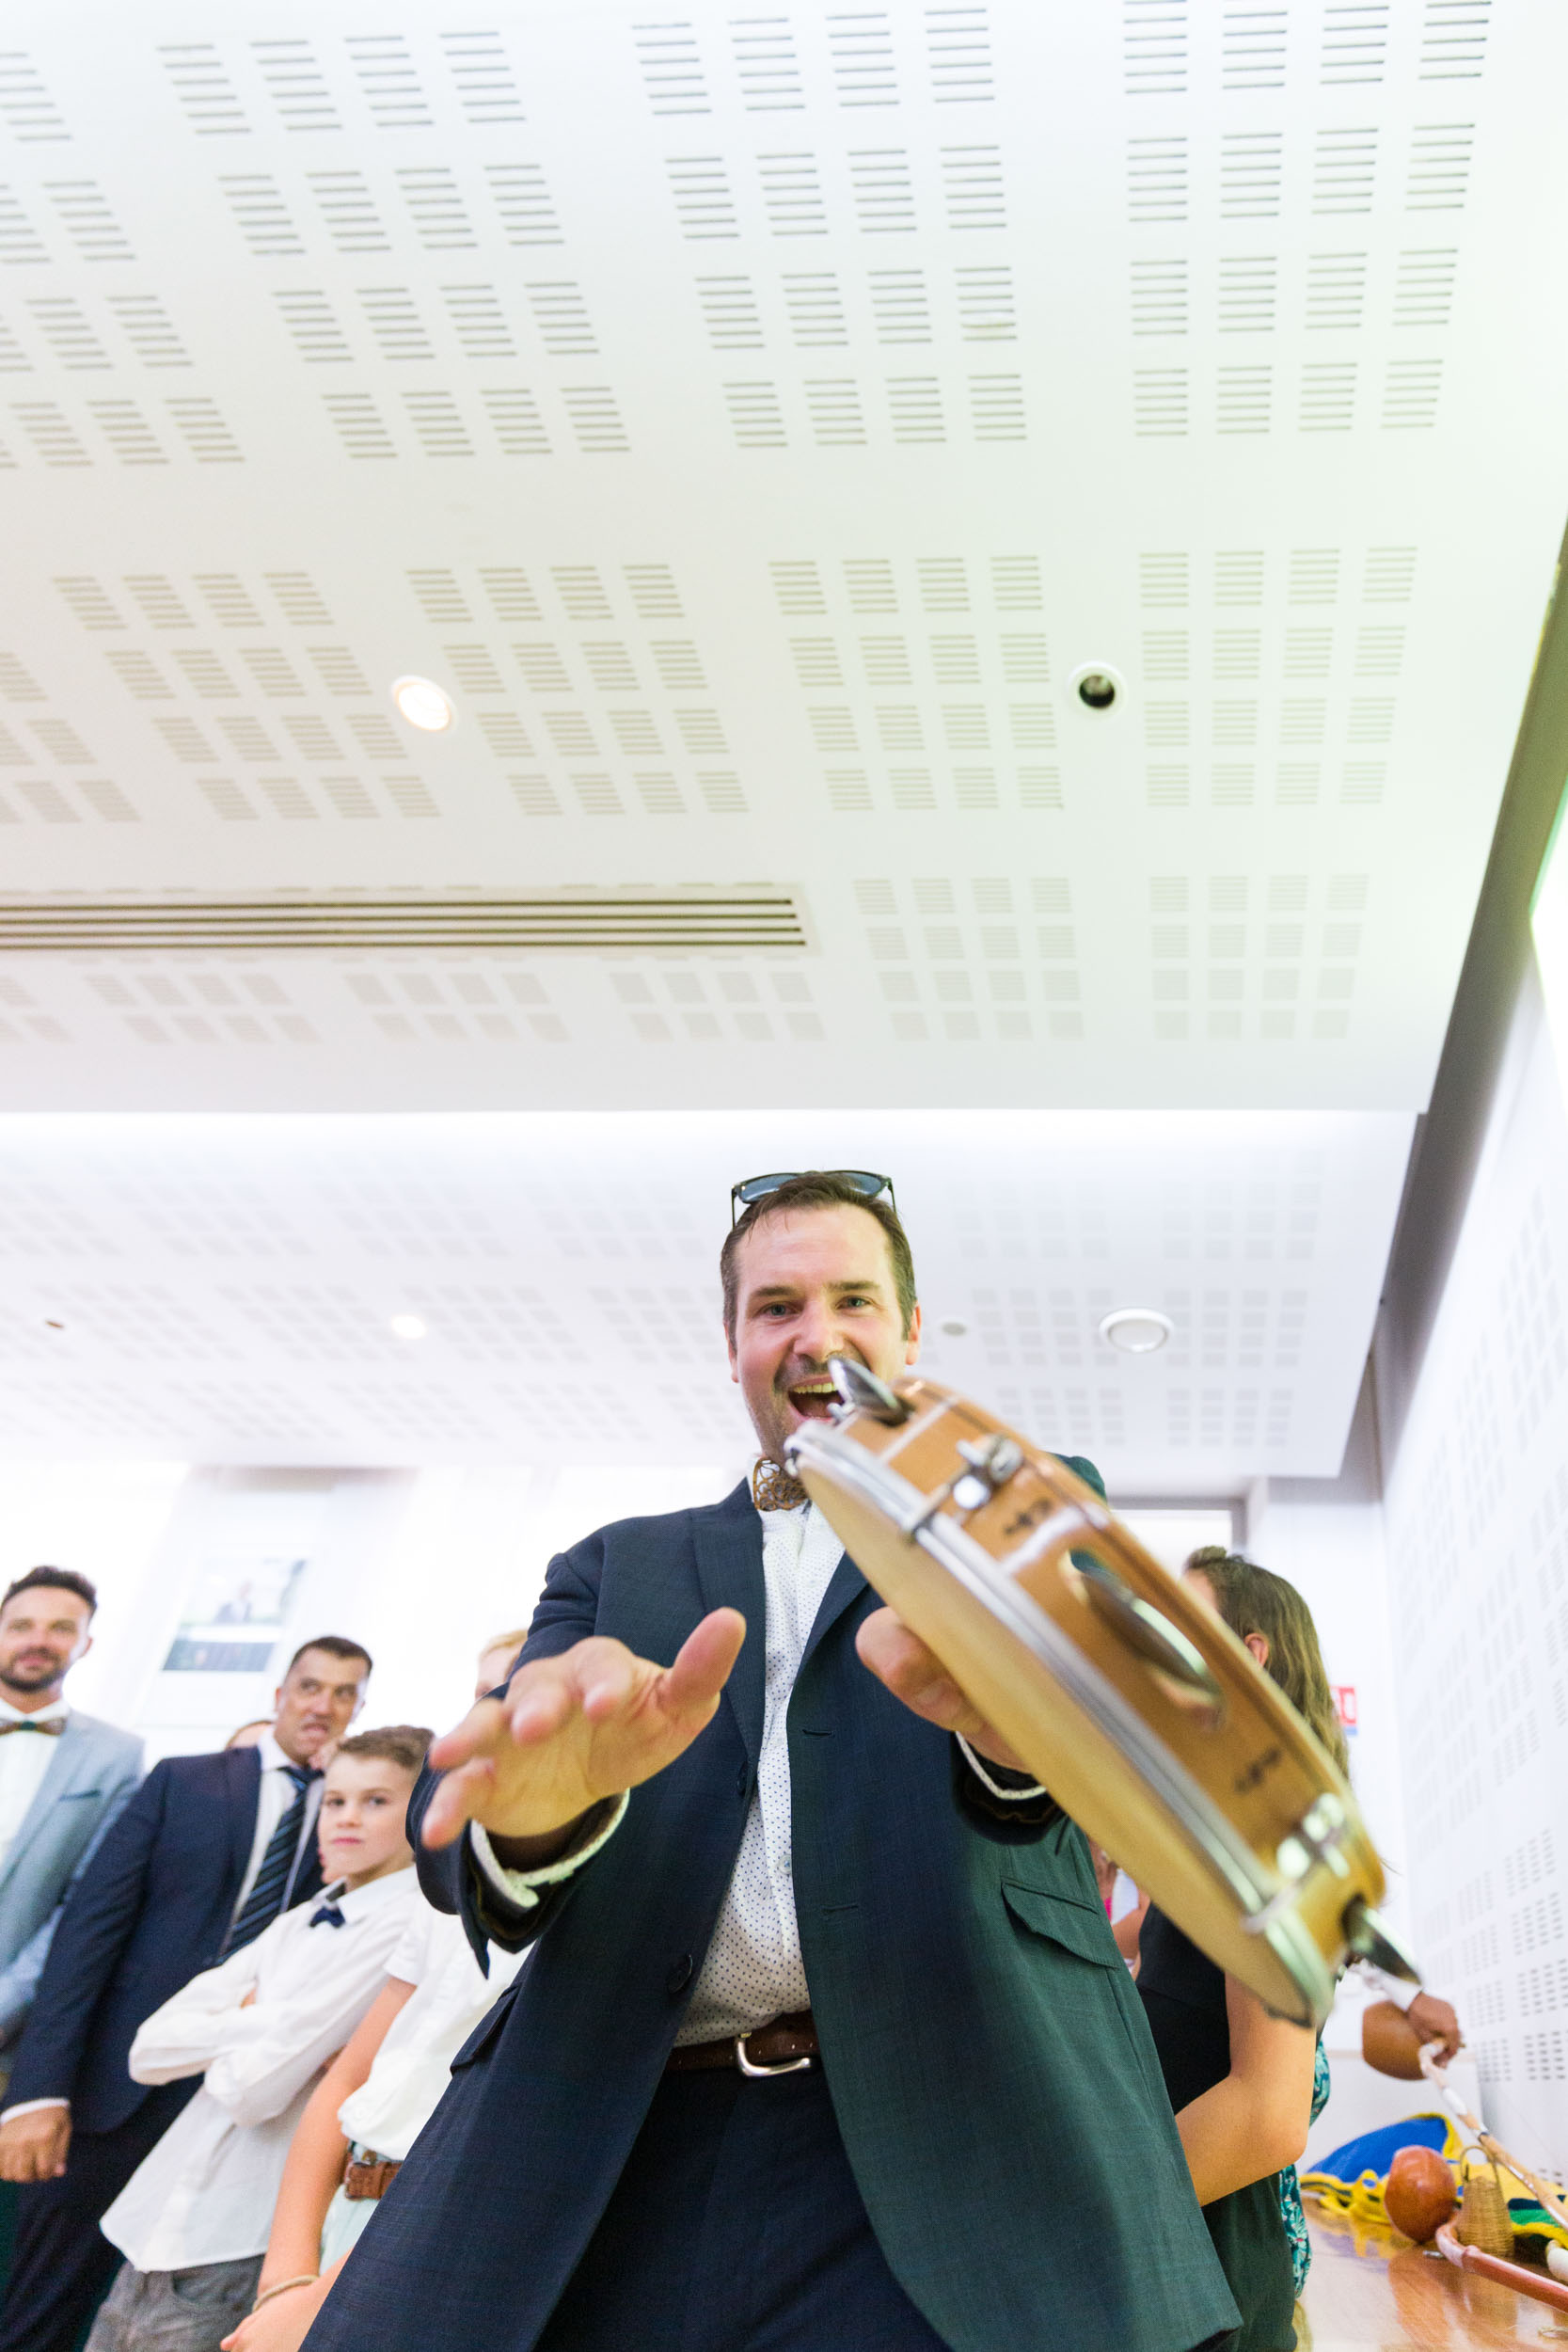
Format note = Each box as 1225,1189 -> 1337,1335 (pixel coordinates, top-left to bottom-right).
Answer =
390,675 -> 455,733
388,1313 -> 427,1341
1099,1307 -> 1173,1355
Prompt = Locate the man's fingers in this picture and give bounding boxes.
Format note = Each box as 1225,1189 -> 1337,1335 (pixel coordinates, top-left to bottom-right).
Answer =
506,1675 -> 578,1743
856,1607 -> 951,1704
420,1756 -> 495,1849
428,1697 -> 508,1775
661,1609 -> 747,1716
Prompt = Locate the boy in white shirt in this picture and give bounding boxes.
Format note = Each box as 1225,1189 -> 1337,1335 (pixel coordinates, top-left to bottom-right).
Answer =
220,1636 -> 533,2352
84,1727 -> 433,2352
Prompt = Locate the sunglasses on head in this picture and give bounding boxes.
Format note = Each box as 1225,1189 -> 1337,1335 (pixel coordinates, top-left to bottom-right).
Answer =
730,1169 -> 896,1229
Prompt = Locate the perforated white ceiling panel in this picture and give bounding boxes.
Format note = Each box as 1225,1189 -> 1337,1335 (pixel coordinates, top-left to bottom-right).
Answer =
0,1 -> 1560,1109
0,1109 -> 1410,1487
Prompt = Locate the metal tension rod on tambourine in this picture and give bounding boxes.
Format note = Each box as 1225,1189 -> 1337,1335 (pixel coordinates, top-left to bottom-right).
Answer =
821,1358 -> 1223,1710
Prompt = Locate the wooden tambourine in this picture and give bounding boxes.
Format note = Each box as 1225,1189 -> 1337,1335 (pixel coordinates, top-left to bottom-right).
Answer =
784,1360 -> 1418,2028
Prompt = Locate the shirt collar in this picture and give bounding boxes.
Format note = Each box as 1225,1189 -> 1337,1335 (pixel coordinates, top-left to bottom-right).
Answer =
259,1730 -> 319,1777
0,1695 -> 68,1728
318,1867 -> 415,1922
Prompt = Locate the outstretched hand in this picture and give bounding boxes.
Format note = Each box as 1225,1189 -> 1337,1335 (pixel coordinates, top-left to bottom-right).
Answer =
422,1608 -> 747,1861
856,1606 -> 1028,1773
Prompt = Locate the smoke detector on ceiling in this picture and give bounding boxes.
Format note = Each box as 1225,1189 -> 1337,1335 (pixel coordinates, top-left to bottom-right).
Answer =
1099,1308 -> 1173,1355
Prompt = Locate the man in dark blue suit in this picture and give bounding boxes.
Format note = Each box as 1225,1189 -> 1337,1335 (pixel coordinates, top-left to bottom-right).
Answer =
306,1174 -> 1239,2352
0,1636 -> 372,2352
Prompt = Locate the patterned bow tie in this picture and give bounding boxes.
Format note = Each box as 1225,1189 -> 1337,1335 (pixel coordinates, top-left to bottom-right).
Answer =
309,1901 -> 346,1930
0,1718 -> 64,1737
752,1459 -> 809,1514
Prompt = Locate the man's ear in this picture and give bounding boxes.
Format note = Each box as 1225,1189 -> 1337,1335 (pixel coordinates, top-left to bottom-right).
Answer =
724,1320 -> 739,1381
903,1301 -> 922,1366
271,1682 -> 284,1716
1243,1631 -> 1270,1670
74,1631 -> 93,1665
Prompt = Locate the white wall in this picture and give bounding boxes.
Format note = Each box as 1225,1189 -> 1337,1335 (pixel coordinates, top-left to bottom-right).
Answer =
50,1457 -> 744,1761
1245,1463 -> 1409,1950
1378,961 -> 1568,2172
0,1462 -> 187,1726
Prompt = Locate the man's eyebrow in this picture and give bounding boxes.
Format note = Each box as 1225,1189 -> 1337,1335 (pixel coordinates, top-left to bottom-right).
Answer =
747,1276 -> 890,1301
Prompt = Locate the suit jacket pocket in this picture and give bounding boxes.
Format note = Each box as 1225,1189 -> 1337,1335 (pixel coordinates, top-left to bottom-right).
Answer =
451,1979 -> 523,2073
1002,1882 -> 1122,1969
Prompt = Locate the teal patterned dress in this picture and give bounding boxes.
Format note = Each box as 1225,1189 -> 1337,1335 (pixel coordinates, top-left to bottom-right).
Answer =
1276,2042 -> 1332,2296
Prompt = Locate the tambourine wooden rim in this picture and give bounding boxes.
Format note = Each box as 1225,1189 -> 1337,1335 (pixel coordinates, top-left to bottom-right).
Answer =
786,1364 -> 1417,2028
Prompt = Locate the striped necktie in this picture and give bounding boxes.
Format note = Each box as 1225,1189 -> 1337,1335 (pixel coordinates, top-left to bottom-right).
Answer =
227,1763 -> 316,1953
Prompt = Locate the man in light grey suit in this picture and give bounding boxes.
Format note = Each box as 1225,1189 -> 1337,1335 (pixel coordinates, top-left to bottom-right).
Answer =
0,1569 -> 143,2063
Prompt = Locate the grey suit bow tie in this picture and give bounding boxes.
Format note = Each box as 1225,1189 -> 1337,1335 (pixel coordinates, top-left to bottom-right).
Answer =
0,1719 -> 64,1737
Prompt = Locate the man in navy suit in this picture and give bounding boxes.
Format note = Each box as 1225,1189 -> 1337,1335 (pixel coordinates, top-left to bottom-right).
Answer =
306,1174 -> 1238,2352
0,1636 -> 372,2352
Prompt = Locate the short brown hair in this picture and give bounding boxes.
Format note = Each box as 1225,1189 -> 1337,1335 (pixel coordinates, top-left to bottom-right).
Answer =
720,1171 -> 917,1340
286,1635 -> 372,1681
332,1725 -> 431,1776
2,1567 -> 97,1618
1185,1549 -> 1348,1776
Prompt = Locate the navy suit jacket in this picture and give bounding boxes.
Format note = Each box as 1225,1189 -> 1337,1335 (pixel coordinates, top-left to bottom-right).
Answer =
307,1478 -> 1237,2352
5,1744 -> 322,2134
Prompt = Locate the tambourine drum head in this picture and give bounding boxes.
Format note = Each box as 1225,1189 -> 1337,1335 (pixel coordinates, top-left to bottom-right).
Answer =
790,1380 -> 1388,2028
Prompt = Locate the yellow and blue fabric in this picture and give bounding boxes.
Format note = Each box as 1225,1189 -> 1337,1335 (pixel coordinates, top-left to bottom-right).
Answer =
1302,2114 -> 1462,2229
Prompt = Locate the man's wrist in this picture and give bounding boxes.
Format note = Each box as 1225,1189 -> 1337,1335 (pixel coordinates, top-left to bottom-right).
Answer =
471,1795 -> 628,1915
486,1813 -> 592,1872
0,2098 -> 69,2123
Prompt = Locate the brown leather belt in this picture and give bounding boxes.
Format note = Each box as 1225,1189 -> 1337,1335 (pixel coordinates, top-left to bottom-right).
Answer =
666,2009 -> 817,2077
343,2153 -> 402,2201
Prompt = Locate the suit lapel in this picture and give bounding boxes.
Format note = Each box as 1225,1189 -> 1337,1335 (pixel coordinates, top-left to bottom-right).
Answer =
690,1481 -> 767,1772
0,1716 -> 86,1898
223,1744 -> 262,1904
799,1546 -> 870,1681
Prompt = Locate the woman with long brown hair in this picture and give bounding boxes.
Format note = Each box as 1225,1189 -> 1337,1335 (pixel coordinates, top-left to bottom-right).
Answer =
1135,1548 -> 1335,2352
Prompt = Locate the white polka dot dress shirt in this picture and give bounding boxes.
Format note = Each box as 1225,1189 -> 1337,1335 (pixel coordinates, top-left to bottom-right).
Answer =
673,1489 -> 845,2044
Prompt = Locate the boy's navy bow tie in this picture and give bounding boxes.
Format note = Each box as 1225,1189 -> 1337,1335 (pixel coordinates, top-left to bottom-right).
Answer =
309,1901 -> 346,1929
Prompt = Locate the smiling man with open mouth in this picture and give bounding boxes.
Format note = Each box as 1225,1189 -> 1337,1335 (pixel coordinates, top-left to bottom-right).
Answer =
305,1168 -> 1238,2352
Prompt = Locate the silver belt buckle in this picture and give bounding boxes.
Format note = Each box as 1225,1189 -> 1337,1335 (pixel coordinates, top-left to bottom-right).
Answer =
734,2032 -> 812,2077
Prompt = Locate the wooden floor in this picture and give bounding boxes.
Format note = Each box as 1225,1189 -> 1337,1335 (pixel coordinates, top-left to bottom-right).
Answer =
1299,2212 -> 1568,2349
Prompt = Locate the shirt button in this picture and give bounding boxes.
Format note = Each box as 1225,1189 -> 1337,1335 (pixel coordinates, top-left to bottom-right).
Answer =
667,1954 -> 693,1994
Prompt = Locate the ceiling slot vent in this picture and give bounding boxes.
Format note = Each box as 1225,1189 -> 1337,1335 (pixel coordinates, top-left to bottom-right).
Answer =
635,24 -> 709,117
442,33 -> 525,129
344,34 -> 432,131
0,895 -> 811,956
831,15 -> 898,108
927,7 -> 992,103
732,20 -> 804,112
1124,0 -> 1187,97
485,164 -> 562,246
0,189 -> 47,264
219,177 -> 303,257
251,40 -> 340,135
849,148 -> 915,230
